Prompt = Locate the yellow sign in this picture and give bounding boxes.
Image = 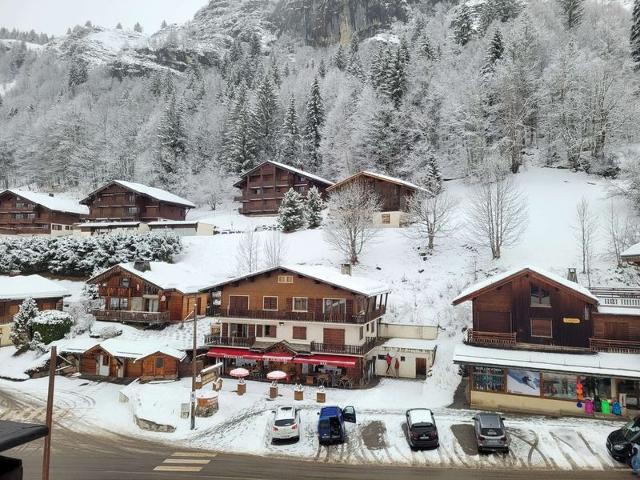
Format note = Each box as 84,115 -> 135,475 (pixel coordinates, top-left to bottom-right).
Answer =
563,317 -> 580,324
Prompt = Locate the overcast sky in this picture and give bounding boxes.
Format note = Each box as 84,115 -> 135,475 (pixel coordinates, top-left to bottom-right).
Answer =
0,0 -> 210,36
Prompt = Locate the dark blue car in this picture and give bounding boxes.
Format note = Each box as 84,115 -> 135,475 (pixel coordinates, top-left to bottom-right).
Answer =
317,405 -> 356,444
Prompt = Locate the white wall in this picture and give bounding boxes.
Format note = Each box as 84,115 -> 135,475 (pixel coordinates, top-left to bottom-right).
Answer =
0,323 -> 13,347
372,211 -> 407,228
378,323 -> 438,340
371,347 -> 436,379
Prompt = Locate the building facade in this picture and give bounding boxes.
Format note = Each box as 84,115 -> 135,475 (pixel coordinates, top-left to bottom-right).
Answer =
452,266 -> 640,417
0,189 -> 88,235
234,161 -> 334,216
326,171 -> 426,227
203,265 -> 390,387
80,180 -> 195,223
88,261 -> 209,324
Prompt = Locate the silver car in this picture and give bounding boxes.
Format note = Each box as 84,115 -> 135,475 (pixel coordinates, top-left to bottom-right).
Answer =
472,413 -> 509,453
271,406 -> 301,442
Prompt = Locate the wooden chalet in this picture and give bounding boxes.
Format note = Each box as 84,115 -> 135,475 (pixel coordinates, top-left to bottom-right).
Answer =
59,338 -> 185,382
452,266 -> 640,416
80,180 -> 195,222
234,161 -> 334,215
0,274 -> 70,346
88,261 -> 209,325
202,264 -> 390,387
0,189 -> 88,235
326,171 -> 427,227
621,243 -> 640,265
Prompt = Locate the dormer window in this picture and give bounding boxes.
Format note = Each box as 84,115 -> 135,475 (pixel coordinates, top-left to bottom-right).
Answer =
531,285 -> 551,307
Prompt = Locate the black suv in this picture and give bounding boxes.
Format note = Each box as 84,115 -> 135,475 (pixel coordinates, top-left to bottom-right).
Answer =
607,416 -> 640,462
406,408 -> 439,449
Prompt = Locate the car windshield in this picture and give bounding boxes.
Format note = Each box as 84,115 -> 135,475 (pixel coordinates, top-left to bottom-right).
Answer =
275,418 -> 295,427
481,428 -> 503,437
622,419 -> 640,440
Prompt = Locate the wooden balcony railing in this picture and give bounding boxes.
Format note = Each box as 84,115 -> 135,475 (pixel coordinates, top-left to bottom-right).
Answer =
98,286 -> 130,297
311,337 -> 377,355
222,307 -> 386,324
91,309 -> 170,324
590,287 -> 640,308
465,329 -> 517,346
204,335 -> 255,347
589,337 -> 640,353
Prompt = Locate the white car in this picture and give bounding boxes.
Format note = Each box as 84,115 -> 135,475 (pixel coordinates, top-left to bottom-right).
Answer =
271,406 -> 300,441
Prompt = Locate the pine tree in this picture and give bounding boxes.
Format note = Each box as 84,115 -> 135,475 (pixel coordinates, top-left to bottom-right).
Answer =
134,22 -> 143,33
558,0 -> 584,30
318,58 -> 326,78
11,297 -> 38,353
386,49 -> 408,108
303,78 -> 325,171
280,95 -> 301,166
115,22 -> 123,30
305,186 -> 324,228
85,21 -> 93,28
278,188 -> 306,232
417,153 -> 443,197
452,4 -> 474,46
631,0 -> 640,69
253,74 -> 280,161
68,55 -> 88,89
419,35 -> 436,60
28,331 -> 46,355
223,84 -> 257,173
271,58 -> 282,87
334,45 -> 347,70
349,33 -> 359,56
155,93 -> 188,191
0,141 -> 16,189
347,52 -> 365,80
399,36 -> 411,65
66,28 -> 72,35
482,29 -> 504,74
161,20 -> 168,29
249,32 -> 262,57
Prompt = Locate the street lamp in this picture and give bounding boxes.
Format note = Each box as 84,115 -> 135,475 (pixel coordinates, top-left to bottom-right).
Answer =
190,294 -> 197,430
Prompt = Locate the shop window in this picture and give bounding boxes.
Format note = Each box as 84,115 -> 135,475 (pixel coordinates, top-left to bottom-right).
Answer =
263,296 -> 278,311
530,285 -> 551,307
292,326 -> 307,340
582,376 -> 611,399
278,275 -> 293,284
472,367 -> 505,392
506,369 -> 541,396
542,373 -> 578,400
264,325 -> 277,338
381,213 -> 391,224
531,318 -> 552,338
293,297 -> 308,312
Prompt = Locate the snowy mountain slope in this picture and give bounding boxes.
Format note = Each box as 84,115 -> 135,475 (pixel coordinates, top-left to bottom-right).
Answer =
0,38 -> 45,52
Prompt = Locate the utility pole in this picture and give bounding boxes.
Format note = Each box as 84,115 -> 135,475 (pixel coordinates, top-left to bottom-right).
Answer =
42,346 -> 56,480
190,296 -> 198,430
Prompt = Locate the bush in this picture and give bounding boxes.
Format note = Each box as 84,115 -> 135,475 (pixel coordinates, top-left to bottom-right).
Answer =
31,311 -> 73,344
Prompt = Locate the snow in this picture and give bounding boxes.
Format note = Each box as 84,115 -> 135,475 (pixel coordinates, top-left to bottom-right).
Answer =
328,171 -> 428,194
0,347 -> 48,380
147,220 -> 202,226
236,160 -> 335,187
0,275 -> 70,301
0,80 -> 15,96
54,337 -> 100,354
407,408 -> 435,425
453,344 -> 640,379
110,261 -> 217,293
187,208 -> 277,231
0,39 -> 44,52
78,221 -> 141,227
3,189 -> 88,215
111,180 -> 195,208
89,338 -> 186,361
380,338 -> 439,351
596,306 -> 640,316
452,265 -> 599,305
32,310 -> 70,325
621,242 -> 640,258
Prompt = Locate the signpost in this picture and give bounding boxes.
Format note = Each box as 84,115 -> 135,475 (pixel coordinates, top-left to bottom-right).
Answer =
190,299 -> 197,430
42,346 -> 56,480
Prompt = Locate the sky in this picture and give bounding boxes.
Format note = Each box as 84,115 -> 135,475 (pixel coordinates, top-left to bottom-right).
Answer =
0,0 -> 210,36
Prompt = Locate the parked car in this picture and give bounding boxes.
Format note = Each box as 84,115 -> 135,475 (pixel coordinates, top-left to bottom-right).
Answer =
271,406 -> 301,442
472,413 -> 509,453
406,408 -> 439,449
607,416 -> 640,462
317,406 -> 356,444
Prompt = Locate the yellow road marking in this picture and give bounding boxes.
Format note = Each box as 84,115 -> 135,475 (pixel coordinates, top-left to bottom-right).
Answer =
153,466 -> 203,472
172,452 -> 218,458
163,459 -> 211,465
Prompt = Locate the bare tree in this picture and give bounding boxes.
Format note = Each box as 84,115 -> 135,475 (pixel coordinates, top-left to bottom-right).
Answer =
324,181 -> 381,264
467,158 -> 528,259
262,231 -> 287,268
606,201 -> 636,268
406,190 -> 458,250
573,197 -> 598,283
235,229 -> 260,274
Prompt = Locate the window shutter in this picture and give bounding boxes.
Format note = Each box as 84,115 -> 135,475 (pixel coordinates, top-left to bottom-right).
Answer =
256,324 -> 263,337
286,297 -> 293,310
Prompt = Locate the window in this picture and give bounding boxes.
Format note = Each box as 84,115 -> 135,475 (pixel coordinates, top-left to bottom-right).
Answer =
264,325 -> 277,338
102,355 -> 109,366
359,326 -> 363,340
109,297 -> 128,310
155,357 -> 164,369
278,275 -> 293,284
120,277 -> 130,288
377,354 -> 386,361
14,213 -> 25,220
52,224 -> 61,231
531,317 -> 552,338
472,367 -> 505,392
530,285 -> 551,307
323,298 -> 346,313
127,207 -> 138,214
400,356 -> 405,362
381,213 -> 391,224
15,202 -> 24,209
128,194 -> 136,203
543,373 -> 578,400
293,297 -> 308,312
582,376 -> 611,399
263,296 -> 278,311
292,326 -> 307,340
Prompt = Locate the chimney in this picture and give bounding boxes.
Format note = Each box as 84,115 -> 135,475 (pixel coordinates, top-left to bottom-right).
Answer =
341,263 -> 352,276
133,260 -> 151,272
567,268 -> 578,282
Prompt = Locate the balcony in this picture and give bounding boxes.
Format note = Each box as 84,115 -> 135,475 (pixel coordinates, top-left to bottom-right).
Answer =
465,329 -> 517,347
91,309 -> 170,324
589,337 -> 640,353
311,337 -> 377,355
220,307 -> 386,324
204,335 -> 255,347
98,286 -> 130,297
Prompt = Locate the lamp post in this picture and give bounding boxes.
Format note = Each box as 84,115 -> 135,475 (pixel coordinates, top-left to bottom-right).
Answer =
190,295 -> 197,430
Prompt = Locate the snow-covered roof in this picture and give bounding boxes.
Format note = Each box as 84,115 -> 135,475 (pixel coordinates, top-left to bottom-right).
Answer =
452,266 -> 598,305
621,242 -> 640,258
78,221 -> 141,228
453,344 -> 640,379
327,171 -> 428,193
0,275 -> 71,301
98,338 -> 186,361
596,306 -> 640,317
1,189 -> 88,215
81,180 -> 195,208
91,262 -> 214,294
203,264 -> 390,297
56,337 -> 100,355
147,220 -> 200,226
235,160 -> 334,187
379,338 -> 438,351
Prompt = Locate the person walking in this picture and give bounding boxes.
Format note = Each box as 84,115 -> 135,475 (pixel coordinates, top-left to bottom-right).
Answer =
394,357 -> 400,378
385,353 -> 392,374
631,442 -> 640,475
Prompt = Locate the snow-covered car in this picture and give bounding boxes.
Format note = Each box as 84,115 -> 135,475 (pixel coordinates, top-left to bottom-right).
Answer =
271,406 -> 300,442
473,413 -> 509,453
406,408 -> 439,449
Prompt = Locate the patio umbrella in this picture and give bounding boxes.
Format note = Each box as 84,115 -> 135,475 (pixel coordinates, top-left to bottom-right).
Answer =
266,370 -> 287,381
230,367 -> 250,384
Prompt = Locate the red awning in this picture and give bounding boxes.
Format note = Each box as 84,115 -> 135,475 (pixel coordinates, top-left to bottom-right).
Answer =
291,354 -> 358,368
261,352 -> 294,362
207,347 -> 262,360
